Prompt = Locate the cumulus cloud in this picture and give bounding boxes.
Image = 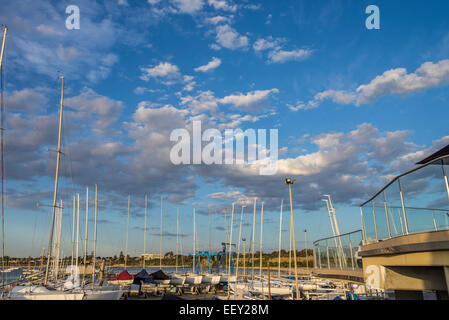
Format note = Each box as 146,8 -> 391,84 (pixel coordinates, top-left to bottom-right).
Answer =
215,24 -> 249,50
7,87 -> 49,113
194,57 -> 222,72
295,59 -> 449,110
208,0 -> 237,12
140,62 -> 181,80
253,37 -> 283,52
204,15 -> 232,25
171,0 -> 204,14
219,89 -> 279,110
65,87 -> 125,135
356,59 -> 449,105
268,48 -> 312,63
180,90 -> 219,114
35,24 -> 64,36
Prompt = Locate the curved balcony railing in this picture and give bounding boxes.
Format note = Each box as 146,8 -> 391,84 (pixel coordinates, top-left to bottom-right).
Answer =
360,155 -> 449,244
313,230 -> 363,270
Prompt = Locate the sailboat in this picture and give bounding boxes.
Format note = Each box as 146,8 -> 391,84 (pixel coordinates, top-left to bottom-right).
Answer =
106,195 -> 134,287
7,75 -> 122,300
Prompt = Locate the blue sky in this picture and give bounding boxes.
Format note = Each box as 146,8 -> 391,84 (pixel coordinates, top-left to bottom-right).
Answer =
1,0 -> 449,258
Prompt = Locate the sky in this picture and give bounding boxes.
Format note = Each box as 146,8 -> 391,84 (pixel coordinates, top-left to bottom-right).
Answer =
1,0 -> 449,258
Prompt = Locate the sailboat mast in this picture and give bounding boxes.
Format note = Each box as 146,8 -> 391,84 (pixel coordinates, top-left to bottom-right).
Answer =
236,205 -> 244,276
125,195 -> 130,269
159,197 -> 163,270
278,199 -> 283,278
143,193 -> 148,269
0,26 -> 7,69
142,193 -> 148,269
43,75 -> 64,285
0,25 -> 7,288
224,210 -> 228,273
176,208 -> 179,273
208,210 -> 211,261
192,207 -> 195,273
76,193 -> 80,271
71,195 -> 75,267
259,201 -> 264,277
55,199 -> 63,279
227,203 -> 234,276
83,186 -> 88,284
92,184 -> 98,289
251,197 -> 256,280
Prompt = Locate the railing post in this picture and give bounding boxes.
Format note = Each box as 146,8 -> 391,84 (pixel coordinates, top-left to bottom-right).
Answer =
398,179 -> 409,235
433,213 -> 438,232
442,161 -> 449,205
383,192 -> 392,238
372,202 -> 379,241
360,207 -> 367,244
349,234 -> 355,270
317,247 -> 322,269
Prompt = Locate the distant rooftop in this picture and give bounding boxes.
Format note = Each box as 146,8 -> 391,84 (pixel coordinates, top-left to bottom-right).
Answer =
416,144 -> 449,165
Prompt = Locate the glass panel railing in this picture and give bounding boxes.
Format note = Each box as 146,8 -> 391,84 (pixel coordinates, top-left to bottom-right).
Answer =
361,157 -> 449,244
361,204 -> 376,243
313,230 -> 363,271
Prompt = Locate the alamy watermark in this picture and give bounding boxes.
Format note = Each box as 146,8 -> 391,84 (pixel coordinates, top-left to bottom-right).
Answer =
65,5 -> 80,30
365,5 -> 380,30
169,121 -> 279,175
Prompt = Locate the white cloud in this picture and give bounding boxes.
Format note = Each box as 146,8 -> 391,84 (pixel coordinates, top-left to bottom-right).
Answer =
356,59 -> 449,105
219,88 -> 279,109
314,90 -> 356,105
7,87 -> 49,113
133,102 -> 189,131
171,0 -> 204,14
295,59 -> 449,111
215,24 -> 249,50
205,15 -> 232,25
35,24 -> 64,36
65,88 -> 124,135
140,62 -> 181,81
268,48 -> 312,63
208,0 -> 237,12
180,90 -> 218,114
286,100 -> 318,111
194,57 -> 222,72
133,87 -> 163,95
253,36 -> 283,51
183,75 -> 196,91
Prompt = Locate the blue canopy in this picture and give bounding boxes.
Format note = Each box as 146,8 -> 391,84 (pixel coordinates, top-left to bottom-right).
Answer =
133,269 -> 152,284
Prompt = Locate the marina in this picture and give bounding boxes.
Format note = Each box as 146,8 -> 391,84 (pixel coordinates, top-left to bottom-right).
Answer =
0,1 -> 448,305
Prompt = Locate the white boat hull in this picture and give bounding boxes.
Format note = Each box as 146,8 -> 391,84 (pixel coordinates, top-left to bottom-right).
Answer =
185,275 -> 203,285
202,275 -> 221,285
107,279 -> 133,286
83,290 -> 123,300
169,276 -> 186,285
9,286 -> 84,300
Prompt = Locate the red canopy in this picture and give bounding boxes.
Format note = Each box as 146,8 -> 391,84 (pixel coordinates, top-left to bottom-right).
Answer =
108,270 -> 134,281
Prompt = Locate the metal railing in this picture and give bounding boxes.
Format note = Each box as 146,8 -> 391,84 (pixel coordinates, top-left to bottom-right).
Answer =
360,155 -> 449,244
313,230 -> 363,270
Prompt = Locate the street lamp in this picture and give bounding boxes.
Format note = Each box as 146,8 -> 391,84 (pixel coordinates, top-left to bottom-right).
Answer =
285,178 -> 300,300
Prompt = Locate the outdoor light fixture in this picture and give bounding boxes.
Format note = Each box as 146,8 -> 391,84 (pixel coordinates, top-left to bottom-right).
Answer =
285,178 -> 296,185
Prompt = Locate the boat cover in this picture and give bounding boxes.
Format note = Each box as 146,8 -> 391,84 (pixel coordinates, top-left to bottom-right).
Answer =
149,270 -> 170,280
108,270 -> 134,281
133,269 -> 153,284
